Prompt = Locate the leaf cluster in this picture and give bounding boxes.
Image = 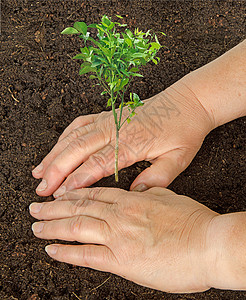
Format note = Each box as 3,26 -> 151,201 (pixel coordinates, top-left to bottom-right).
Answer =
61,15 -> 164,127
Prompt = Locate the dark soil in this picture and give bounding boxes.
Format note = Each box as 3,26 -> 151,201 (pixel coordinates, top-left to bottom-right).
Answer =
1,0 -> 246,299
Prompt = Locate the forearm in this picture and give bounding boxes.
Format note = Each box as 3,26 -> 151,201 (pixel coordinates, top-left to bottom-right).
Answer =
181,39 -> 246,128
207,212 -> 246,290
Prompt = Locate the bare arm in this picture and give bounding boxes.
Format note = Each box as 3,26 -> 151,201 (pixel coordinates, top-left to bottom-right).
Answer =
182,39 -> 246,128
207,211 -> 246,290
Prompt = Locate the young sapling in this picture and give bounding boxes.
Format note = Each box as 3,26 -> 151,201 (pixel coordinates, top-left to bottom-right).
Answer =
61,15 -> 164,182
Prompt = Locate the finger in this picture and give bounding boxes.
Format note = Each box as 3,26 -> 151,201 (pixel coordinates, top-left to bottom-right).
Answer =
32,215 -> 109,244
58,114 -> 97,142
32,122 -> 96,179
35,129 -> 109,196
130,149 -> 192,191
45,244 -> 118,273
53,144 -> 134,197
29,197 -> 109,221
62,187 -> 124,203
54,187 -> 124,204
143,187 -> 177,196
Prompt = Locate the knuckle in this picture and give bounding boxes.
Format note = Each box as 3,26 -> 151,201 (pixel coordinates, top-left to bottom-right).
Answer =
90,153 -> 108,175
80,247 -> 93,267
99,221 -> 110,243
69,128 -> 82,140
121,202 -> 142,217
70,199 -> 90,215
70,216 -> 83,235
45,203 -> 55,217
67,137 -> 86,153
66,173 -> 81,189
87,187 -> 104,201
147,186 -> 163,194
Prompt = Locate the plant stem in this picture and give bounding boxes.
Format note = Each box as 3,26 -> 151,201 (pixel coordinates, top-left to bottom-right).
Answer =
111,90 -> 119,182
115,125 -> 119,182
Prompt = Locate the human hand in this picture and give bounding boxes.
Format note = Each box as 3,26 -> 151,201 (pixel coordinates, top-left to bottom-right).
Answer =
30,187 -> 218,293
32,81 -> 214,197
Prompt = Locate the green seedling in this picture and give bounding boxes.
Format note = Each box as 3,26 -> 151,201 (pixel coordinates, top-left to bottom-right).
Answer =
61,15 -> 164,182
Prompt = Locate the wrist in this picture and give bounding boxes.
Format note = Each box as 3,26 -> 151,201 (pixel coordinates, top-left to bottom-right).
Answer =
205,213 -> 246,290
181,40 -> 246,129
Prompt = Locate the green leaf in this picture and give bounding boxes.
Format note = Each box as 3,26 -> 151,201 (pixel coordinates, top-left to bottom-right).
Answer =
74,22 -> 87,35
91,59 -> 102,67
102,15 -> 111,26
125,37 -> 132,47
120,69 -> 130,77
129,67 -> 139,72
61,27 -> 79,34
131,53 -> 146,58
119,78 -> 129,90
127,118 -> 131,124
150,42 -> 161,50
72,53 -> 86,59
132,93 -> 140,103
132,73 -> 144,77
79,66 -> 96,75
88,23 -> 97,28
107,22 -> 115,31
101,90 -> 108,95
152,58 -> 158,64
89,75 -> 97,79
116,15 -> 123,19
107,98 -> 112,107
126,29 -> 133,38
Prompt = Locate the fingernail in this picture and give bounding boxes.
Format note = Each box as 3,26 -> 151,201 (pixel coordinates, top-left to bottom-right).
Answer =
53,186 -> 66,198
45,245 -> 58,255
32,222 -> 44,233
132,183 -> 148,192
29,202 -> 43,213
33,163 -> 43,173
36,179 -> 47,192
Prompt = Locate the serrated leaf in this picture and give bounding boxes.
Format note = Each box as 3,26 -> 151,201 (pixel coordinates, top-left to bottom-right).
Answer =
74,22 -> 87,35
61,27 -> 79,34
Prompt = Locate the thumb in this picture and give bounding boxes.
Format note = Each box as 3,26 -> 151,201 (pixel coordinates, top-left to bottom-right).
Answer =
130,149 -> 191,192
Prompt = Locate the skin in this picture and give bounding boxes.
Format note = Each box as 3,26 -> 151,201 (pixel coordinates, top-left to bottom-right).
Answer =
30,39 -> 246,292
32,82 -> 213,196
30,187 -> 246,293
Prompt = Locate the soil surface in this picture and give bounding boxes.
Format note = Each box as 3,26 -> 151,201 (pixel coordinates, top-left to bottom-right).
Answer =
1,0 -> 246,299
